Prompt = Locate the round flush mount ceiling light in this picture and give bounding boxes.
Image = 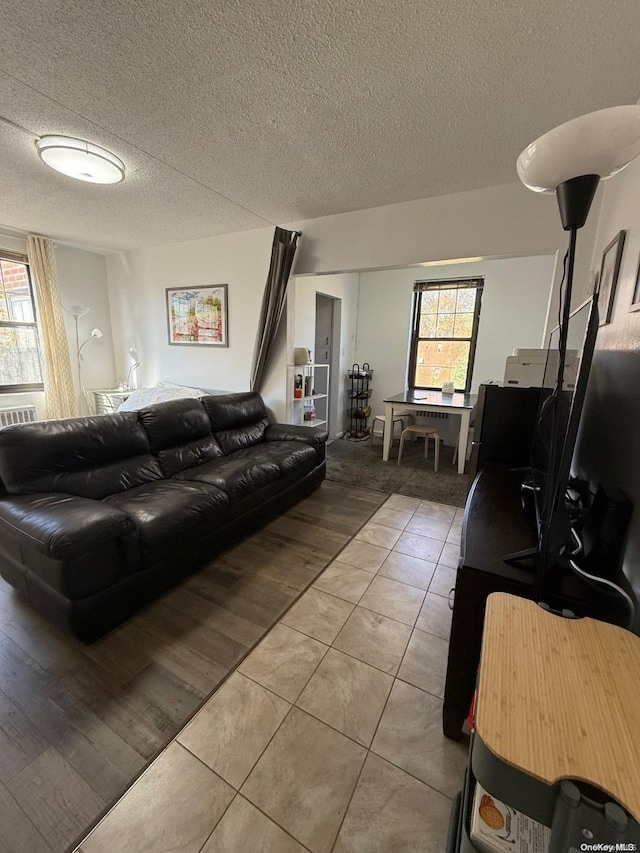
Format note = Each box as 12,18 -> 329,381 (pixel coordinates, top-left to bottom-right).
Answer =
36,135 -> 125,184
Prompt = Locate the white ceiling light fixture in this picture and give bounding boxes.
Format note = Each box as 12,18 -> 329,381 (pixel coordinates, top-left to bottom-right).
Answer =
36,135 -> 125,184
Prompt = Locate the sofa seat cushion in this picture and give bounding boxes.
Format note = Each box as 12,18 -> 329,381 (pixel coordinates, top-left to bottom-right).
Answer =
173,456 -> 280,502
229,441 -> 317,478
104,480 -> 229,565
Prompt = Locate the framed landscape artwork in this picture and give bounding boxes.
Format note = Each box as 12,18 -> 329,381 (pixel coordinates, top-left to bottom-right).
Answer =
166,284 -> 228,347
597,230 -> 625,326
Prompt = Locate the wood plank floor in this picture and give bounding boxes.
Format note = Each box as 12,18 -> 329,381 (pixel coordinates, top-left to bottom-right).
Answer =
0,481 -> 386,853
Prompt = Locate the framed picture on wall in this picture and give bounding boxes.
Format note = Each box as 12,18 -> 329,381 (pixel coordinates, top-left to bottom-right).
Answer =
630,252 -> 640,313
166,284 -> 229,347
597,230 -> 625,326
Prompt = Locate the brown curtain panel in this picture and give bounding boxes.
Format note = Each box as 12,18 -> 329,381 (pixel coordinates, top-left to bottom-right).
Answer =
250,227 -> 300,393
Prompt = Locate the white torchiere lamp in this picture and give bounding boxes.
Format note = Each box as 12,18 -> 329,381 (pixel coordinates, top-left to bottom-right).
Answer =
77,328 -> 103,413
66,304 -> 102,413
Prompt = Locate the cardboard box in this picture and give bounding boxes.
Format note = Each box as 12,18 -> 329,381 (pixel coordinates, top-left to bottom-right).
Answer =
470,782 -> 551,853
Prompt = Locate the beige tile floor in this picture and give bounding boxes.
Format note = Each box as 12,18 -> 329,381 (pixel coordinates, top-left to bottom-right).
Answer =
76,494 -> 469,853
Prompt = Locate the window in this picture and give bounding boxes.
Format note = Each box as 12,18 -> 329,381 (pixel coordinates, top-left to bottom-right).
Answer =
408,278 -> 483,393
0,253 -> 43,391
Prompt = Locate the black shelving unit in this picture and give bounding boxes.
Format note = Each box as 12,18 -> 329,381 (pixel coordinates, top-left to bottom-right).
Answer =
346,363 -> 373,440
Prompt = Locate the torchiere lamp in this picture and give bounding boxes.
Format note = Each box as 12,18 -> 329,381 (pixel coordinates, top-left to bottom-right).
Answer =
516,105 -> 640,609
77,327 -> 103,413
517,105 -> 640,388
517,105 -> 640,480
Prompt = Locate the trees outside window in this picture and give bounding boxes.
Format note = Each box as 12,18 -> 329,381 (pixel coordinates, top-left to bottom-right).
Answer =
0,256 -> 43,391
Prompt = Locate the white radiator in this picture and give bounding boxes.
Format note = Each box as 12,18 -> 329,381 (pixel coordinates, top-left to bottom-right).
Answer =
415,410 -> 449,420
0,405 -> 37,427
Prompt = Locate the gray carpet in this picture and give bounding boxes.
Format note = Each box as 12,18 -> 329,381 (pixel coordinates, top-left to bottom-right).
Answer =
326,436 -> 472,507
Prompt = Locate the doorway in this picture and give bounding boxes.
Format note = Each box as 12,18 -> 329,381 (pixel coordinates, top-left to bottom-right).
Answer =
315,293 -> 341,437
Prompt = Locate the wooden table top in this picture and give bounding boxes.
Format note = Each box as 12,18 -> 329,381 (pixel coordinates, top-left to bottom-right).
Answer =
476,593 -> 640,821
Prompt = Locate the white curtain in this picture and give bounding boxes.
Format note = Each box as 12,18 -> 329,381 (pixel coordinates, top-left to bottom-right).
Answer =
27,235 -> 77,419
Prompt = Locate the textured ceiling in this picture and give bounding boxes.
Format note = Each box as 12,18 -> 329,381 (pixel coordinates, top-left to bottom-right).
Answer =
0,0 -> 639,252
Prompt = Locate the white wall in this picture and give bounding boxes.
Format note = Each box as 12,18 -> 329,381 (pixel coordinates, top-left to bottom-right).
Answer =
290,273 -> 360,435
106,226 -> 275,400
103,180 -> 600,427
0,234 -> 115,418
287,181 -> 601,339
354,255 -> 554,443
470,256 -> 556,388
56,245 -> 117,405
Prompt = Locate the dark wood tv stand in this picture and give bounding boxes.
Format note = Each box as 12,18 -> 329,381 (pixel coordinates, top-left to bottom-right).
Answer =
443,385 -> 627,741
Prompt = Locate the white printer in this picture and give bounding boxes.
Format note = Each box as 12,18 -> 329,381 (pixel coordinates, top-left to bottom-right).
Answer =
503,348 -> 580,390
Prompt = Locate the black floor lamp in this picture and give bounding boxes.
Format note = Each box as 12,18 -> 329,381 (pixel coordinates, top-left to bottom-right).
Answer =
517,105 -> 640,374
516,105 -> 640,612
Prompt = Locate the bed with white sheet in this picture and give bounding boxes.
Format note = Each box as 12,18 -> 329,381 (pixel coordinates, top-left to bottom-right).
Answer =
116,382 -> 227,411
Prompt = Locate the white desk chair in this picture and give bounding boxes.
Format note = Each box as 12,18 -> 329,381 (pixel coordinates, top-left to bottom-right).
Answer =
371,412 -> 413,446
397,424 -> 440,471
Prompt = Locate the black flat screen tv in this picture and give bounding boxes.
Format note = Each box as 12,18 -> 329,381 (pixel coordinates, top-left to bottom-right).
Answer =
530,294 -> 600,591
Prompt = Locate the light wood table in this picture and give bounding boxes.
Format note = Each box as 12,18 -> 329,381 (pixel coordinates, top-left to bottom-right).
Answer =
476,592 -> 640,822
382,390 -> 476,474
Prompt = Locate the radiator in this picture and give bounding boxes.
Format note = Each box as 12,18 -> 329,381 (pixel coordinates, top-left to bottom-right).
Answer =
415,410 -> 449,420
0,405 -> 37,427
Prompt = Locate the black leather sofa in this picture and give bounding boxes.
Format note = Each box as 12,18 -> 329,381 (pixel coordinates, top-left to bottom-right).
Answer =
0,392 -> 327,642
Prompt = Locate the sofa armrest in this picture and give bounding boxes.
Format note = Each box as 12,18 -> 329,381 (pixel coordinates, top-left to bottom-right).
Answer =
264,423 -> 329,448
0,494 -> 136,560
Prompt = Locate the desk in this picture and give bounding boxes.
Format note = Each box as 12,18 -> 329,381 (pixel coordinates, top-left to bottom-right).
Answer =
382,390 -> 476,474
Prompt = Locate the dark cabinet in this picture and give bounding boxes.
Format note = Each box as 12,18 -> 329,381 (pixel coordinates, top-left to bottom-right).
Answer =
443,385 -> 627,740
468,383 -> 547,478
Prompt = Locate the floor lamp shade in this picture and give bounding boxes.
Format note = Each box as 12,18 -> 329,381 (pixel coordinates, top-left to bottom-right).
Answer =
517,105 -> 640,193
517,105 -> 640,231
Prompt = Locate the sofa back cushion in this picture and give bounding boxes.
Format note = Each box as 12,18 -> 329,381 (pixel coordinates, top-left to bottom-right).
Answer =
201,392 -> 270,454
0,412 -> 164,499
138,398 -> 223,478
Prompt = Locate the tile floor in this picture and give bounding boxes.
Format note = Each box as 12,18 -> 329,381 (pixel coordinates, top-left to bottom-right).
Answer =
76,494 -> 469,853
